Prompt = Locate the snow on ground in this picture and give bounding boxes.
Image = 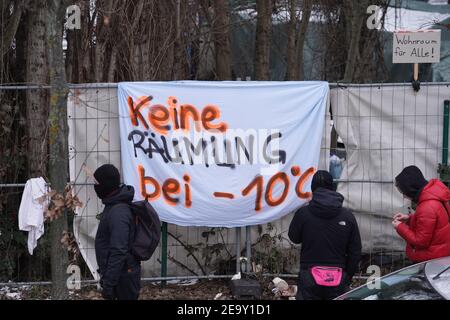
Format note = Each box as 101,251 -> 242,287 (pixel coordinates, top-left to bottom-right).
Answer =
0,285 -> 31,300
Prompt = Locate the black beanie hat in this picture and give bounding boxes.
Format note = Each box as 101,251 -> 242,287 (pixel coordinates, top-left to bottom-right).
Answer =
395,165 -> 428,202
311,170 -> 336,192
93,164 -> 121,199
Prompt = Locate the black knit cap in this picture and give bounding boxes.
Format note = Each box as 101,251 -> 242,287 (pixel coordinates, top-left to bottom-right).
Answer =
311,170 -> 336,192
93,164 -> 121,199
395,165 -> 428,202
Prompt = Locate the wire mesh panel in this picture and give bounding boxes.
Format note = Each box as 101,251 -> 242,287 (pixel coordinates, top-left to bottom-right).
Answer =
331,82 -> 450,273
66,83 -> 332,280
3,82 -> 450,284
68,84 -> 121,281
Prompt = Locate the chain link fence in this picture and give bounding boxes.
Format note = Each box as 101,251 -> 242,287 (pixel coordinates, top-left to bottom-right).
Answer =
1,82 -> 449,287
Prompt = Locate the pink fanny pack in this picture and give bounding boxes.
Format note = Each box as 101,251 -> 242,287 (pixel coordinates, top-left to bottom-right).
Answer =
311,266 -> 343,287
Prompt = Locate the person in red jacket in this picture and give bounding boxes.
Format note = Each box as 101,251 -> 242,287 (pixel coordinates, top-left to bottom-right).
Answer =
393,166 -> 450,262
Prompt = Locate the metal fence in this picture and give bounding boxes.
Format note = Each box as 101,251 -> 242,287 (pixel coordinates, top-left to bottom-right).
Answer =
331,82 -> 450,276
1,82 -> 449,286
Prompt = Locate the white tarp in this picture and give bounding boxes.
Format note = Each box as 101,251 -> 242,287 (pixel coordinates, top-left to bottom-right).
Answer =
68,83 -> 331,279
118,81 -> 329,227
69,83 -> 450,278
331,84 -> 450,252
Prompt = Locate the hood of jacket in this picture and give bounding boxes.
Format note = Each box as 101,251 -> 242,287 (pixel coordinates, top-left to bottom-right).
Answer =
395,166 -> 428,202
419,179 -> 450,205
102,184 -> 135,206
309,187 -> 345,219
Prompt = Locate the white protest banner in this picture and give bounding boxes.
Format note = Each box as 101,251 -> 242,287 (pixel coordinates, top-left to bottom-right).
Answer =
118,81 -> 328,227
393,30 -> 441,63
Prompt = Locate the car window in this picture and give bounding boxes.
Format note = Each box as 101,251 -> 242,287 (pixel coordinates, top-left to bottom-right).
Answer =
338,264 -> 444,300
425,258 -> 450,300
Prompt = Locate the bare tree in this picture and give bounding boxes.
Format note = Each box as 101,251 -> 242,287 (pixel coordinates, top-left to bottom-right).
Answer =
355,1 -> 389,82
254,0 -> 273,80
285,0 -> 298,80
296,0 -> 311,80
66,0 -> 93,83
0,0 -> 29,58
286,0 -> 311,80
316,0 -> 388,82
343,0 -> 369,82
46,0 -> 71,300
94,0 -> 122,82
212,0 -> 232,80
66,0 -> 201,82
26,0 -> 49,178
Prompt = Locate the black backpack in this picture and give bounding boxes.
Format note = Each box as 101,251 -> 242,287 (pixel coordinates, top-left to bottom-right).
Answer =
129,201 -> 161,261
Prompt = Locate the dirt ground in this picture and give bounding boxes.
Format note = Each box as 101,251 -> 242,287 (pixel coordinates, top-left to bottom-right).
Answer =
0,277 -> 366,300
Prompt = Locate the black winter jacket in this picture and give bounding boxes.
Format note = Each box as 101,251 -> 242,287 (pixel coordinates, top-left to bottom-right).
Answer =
288,188 -> 362,278
95,185 -> 139,289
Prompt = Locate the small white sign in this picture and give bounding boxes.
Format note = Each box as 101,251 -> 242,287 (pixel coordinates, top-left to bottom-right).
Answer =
393,30 -> 441,64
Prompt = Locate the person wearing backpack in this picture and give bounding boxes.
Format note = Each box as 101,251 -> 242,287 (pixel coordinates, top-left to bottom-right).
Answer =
94,164 -> 141,300
393,165 -> 450,263
288,170 -> 362,300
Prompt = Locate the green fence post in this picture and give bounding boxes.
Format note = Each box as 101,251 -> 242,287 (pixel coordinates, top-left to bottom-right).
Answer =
442,100 -> 449,167
161,222 -> 168,287
440,100 -> 450,185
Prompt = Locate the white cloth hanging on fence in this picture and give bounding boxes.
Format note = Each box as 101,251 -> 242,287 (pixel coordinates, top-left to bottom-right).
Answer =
18,177 -> 48,255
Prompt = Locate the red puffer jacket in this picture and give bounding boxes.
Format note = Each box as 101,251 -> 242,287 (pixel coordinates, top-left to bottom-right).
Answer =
396,179 -> 450,262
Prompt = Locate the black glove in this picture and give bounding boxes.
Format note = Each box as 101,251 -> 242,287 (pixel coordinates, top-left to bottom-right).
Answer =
101,285 -> 115,300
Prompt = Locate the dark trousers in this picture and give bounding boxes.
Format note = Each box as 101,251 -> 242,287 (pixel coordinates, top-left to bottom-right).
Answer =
113,265 -> 141,300
297,269 -> 349,300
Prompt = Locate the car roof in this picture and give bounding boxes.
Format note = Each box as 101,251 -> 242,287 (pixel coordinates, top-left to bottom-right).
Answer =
425,256 -> 450,300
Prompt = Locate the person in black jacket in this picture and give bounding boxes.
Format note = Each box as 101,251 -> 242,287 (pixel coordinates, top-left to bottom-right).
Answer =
94,164 -> 141,300
288,170 -> 362,300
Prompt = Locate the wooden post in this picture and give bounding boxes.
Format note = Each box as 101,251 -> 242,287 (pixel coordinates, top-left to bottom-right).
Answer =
413,63 -> 419,81
412,63 -> 420,92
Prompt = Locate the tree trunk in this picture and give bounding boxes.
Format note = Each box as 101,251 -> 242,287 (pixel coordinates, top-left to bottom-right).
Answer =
285,0 -> 298,80
198,1 -> 215,80
212,0 -> 232,80
353,1 -> 389,82
172,0 -> 182,80
0,0 -> 29,57
343,0 -> 368,82
66,0 -> 92,83
46,0 -> 70,300
94,0 -> 122,82
254,0 -> 273,80
286,0 -> 311,81
26,0 -> 49,178
296,0 -> 311,80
